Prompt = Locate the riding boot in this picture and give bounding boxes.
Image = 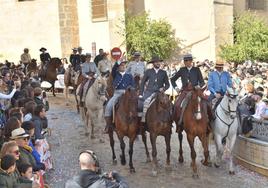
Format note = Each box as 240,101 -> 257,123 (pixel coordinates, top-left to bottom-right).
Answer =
104,116 -> 112,134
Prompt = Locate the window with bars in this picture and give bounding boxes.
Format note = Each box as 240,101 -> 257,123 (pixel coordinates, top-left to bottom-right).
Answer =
92,0 -> 108,22
247,0 -> 266,10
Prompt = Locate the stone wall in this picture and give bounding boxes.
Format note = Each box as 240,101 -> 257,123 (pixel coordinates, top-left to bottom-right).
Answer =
58,0 -> 80,59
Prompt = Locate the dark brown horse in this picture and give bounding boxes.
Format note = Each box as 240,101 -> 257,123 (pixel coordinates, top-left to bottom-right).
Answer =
40,58 -> 62,96
174,86 -> 211,178
109,87 -> 150,173
146,91 -> 173,175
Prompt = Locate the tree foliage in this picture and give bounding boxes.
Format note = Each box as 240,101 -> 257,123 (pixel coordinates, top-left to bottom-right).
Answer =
124,12 -> 180,61
220,12 -> 268,63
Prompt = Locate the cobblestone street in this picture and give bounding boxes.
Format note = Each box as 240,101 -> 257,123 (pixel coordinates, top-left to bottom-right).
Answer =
47,93 -> 268,188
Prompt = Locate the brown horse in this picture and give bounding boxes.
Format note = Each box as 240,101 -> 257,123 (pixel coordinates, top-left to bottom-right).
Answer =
64,67 -> 84,112
174,86 -> 211,178
109,87 -> 150,173
40,58 -> 62,96
146,91 -> 173,175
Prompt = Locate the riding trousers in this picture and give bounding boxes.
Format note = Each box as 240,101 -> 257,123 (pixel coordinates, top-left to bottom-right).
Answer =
104,89 -> 125,117
141,91 -> 156,122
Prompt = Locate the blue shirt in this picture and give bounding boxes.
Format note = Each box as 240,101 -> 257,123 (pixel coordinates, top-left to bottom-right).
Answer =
208,71 -> 232,95
112,63 -> 134,90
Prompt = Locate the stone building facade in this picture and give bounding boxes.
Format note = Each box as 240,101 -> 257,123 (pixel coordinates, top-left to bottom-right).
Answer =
0,0 -> 267,62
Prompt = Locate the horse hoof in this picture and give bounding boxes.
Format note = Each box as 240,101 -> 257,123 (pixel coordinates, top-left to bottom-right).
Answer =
192,173 -> 199,179
112,159 -> 117,165
214,163 -> 220,168
152,170 -> 157,177
91,135 -> 96,139
130,168 -> 136,173
178,157 -> 184,163
201,160 -> 212,167
146,157 -> 151,163
229,171 -> 235,175
99,139 -> 105,143
85,132 -> 90,137
120,155 -> 126,166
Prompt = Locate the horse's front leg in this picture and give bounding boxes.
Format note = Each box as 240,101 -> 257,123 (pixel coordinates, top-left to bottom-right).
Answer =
187,134 -> 198,178
228,134 -> 237,175
108,130 -> 117,164
178,127 -> 184,163
214,133 -> 224,168
141,130 -> 151,162
119,135 -> 126,165
165,134 -> 171,166
199,134 -> 211,167
52,83 -> 56,97
129,137 -> 135,173
150,133 -> 158,176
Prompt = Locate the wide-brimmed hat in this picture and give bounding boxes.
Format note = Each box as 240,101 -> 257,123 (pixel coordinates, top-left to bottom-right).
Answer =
183,54 -> 193,61
39,47 -> 47,52
215,61 -> 224,68
10,128 -> 29,140
149,55 -> 163,63
72,48 -> 78,51
78,46 -> 83,50
118,60 -> 128,66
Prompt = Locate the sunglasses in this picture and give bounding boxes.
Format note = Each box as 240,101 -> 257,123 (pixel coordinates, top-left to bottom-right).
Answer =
23,136 -> 30,141
12,150 -> 20,155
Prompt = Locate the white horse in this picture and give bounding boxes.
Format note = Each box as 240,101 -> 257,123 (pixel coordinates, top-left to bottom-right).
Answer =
213,86 -> 239,174
78,76 -> 107,139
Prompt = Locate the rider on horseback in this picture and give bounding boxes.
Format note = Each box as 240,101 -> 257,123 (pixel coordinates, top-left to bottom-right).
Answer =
171,54 -> 205,128
78,53 -> 100,106
139,55 -> 170,124
126,52 -> 146,89
207,61 -> 233,110
104,61 -> 134,134
40,47 -> 51,76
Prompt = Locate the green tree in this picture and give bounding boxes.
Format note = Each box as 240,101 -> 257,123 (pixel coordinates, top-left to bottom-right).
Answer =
220,12 -> 268,63
123,12 -> 180,61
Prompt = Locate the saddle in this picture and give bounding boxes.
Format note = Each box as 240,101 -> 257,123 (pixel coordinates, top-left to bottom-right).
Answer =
211,97 -> 223,119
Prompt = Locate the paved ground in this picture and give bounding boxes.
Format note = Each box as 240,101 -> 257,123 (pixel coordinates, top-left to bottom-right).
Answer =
46,93 -> 268,188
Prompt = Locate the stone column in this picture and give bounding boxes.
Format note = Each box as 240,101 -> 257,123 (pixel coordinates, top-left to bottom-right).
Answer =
58,0 -> 80,58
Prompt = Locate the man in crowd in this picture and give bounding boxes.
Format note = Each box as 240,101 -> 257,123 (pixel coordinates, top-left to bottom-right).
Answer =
70,48 -> 81,72
98,52 -> 112,76
65,150 -> 128,188
139,55 -> 170,123
39,47 -> 51,76
94,48 -> 104,67
20,48 -> 31,73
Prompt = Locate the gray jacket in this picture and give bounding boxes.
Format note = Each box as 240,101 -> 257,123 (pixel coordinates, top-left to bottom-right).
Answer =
65,170 -> 129,188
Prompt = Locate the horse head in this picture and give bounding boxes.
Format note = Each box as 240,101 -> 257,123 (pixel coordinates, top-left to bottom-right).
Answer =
156,91 -> 171,110
224,86 -> 239,119
50,58 -> 62,69
191,86 -> 206,120
94,75 -> 107,101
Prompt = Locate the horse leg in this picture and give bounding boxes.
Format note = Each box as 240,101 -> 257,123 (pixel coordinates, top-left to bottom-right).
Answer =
141,131 -> 151,162
119,136 -> 126,166
74,87 -> 80,114
199,134 -> 211,167
129,137 -> 135,173
165,134 -> 171,166
228,134 -> 237,175
178,128 -> 184,163
88,110 -> 95,139
187,134 -> 198,178
84,109 -> 90,136
108,130 -> 117,164
52,83 -> 56,97
214,134 -> 224,168
150,133 -> 158,176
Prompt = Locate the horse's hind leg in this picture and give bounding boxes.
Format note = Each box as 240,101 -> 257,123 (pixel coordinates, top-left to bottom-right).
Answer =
52,84 -> 56,97
141,131 -> 151,162
108,131 -> 117,164
129,137 -> 135,173
228,134 -> 237,175
187,134 -> 198,178
150,133 -> 158,176
214,134 -> 224,168
178,128 -> 184,163
119,136 -> 126,165
199,134 -> 211,167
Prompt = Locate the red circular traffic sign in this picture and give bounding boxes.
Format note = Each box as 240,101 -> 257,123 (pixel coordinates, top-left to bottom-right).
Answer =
111,47 -> 122,60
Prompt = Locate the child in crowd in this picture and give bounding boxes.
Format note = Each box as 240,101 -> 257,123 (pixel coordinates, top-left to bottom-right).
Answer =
0,154 -> 17,187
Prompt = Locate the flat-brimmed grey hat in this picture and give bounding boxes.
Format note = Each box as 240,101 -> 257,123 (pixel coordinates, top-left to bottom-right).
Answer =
183,54 -> 193,61
10,128 -> 29,140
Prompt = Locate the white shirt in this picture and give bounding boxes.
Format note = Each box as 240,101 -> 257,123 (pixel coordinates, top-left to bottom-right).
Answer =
253,101 -> 266,119
0,89 -> 16,99
154,68 -> 159,74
